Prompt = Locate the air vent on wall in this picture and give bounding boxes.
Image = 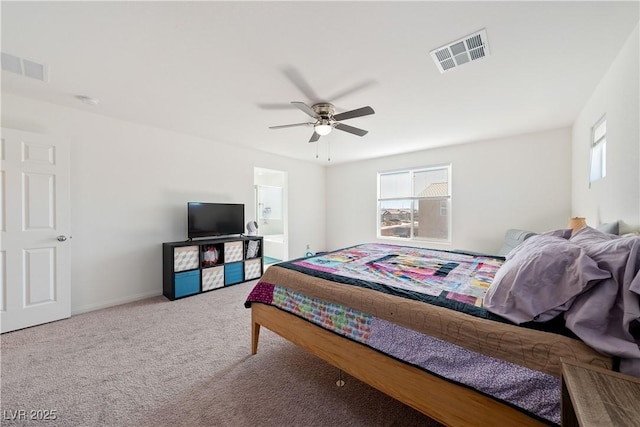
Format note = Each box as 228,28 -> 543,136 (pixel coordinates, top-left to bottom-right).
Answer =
1,52 -> 48,82
430,29 -> 490,73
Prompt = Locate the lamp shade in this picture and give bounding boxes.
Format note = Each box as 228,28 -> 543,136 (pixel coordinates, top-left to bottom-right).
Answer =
568,217 -> 587,234
315,123 -> 332,136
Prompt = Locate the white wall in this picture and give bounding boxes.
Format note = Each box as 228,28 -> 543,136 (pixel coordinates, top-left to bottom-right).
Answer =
2,94 -> 326,314
326,128 -> 572,255
571,24 -> 640,233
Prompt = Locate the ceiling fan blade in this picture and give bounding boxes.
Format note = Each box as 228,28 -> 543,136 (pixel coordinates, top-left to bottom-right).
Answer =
258,102 -> 299,110
334,122 -> 368,137
327,79 -> 378,103
333,106 -> 375,122
309,131 -> 321,143
292,102 -> 320,119
269,122 -> 312,129
282,67 -> 320,102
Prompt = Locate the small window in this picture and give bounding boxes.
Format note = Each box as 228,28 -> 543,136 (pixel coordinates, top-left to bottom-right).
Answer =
590,116 -> 606,184
377,165 -> 451,242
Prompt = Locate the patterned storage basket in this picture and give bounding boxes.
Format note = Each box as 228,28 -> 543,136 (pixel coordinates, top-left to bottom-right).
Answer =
244,258 -> 262,280
202,266 -> 224,291
174,246 -> 199,272
224,241 -> 243,262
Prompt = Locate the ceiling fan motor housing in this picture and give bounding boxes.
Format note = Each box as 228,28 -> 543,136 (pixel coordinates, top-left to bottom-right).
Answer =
312,103 -> 335,119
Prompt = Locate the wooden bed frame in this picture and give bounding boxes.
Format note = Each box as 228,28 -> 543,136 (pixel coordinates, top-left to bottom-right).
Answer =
251,303 -> 547,427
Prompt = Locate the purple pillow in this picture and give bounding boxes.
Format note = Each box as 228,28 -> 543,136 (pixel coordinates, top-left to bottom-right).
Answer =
570,226 -> 619,245
545,228 -> 574,239
506,228 -> 572,260
483,235 -> 611,324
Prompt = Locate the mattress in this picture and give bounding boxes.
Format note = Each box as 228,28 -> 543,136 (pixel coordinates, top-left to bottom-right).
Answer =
248,261 -> 611,377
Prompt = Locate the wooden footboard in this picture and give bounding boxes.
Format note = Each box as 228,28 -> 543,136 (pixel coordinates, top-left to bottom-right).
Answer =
251,303 -> 546,427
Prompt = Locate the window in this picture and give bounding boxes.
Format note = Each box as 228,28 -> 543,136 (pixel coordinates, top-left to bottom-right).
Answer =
590,116 -> 606,184
377,165 -> 451,241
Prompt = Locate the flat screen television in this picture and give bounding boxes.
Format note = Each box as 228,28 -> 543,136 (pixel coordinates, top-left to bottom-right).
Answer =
188,202 -> 245,239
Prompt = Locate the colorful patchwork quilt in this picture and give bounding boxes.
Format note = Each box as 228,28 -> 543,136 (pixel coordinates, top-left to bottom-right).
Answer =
292,243 -> 504,306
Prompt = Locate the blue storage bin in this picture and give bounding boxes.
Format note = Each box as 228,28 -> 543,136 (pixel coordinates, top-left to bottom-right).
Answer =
174,270 -> 200,298
225,262 -> 244,285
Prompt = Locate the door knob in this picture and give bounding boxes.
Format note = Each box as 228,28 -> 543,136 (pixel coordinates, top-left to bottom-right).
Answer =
57,235 -> 68,242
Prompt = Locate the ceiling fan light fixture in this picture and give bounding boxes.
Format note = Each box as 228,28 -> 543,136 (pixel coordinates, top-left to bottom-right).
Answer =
314,122 -> 332,136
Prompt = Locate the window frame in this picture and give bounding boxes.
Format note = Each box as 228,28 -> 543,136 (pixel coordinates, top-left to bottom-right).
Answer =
589,115 -> 607,186
377,164 -> 452,243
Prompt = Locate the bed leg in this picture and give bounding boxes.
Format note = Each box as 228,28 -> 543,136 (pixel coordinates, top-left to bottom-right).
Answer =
251,319 -> 261,355
336,369 -> 345,387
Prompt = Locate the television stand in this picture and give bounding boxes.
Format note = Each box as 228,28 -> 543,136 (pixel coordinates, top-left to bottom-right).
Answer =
162,236 -> 263,300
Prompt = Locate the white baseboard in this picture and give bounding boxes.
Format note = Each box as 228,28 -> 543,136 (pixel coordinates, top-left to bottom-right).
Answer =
71,290 -> 163,316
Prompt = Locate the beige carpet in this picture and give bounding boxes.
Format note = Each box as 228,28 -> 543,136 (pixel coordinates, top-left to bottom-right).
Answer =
1,281 -> 441,427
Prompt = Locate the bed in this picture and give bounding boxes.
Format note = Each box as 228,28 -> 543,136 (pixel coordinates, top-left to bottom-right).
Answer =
245,228 -> 640,426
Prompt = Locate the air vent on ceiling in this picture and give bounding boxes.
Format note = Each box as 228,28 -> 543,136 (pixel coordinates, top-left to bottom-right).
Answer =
430,29 -> 490,73
1,52 -> 48,82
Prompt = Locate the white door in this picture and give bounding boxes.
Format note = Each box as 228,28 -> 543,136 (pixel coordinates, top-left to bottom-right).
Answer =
1,128 -> 71,333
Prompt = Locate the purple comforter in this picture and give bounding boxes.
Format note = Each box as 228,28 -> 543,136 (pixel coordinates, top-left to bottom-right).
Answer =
484,226 -> 640,377
565,230 -> 640,377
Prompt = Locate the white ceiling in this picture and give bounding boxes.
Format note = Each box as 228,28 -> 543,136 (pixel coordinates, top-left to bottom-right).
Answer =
2,1 -> 638,165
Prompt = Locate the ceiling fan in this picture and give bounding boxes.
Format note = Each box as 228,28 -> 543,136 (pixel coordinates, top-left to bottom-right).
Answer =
269,102 -> 375,143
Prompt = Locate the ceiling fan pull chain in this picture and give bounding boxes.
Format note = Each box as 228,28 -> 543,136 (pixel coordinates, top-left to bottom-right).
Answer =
316,142 -> 319,159
328,140 -> 331,162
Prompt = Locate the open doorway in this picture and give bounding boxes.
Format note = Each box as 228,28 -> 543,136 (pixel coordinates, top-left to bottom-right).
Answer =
254,167 -> 288,265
